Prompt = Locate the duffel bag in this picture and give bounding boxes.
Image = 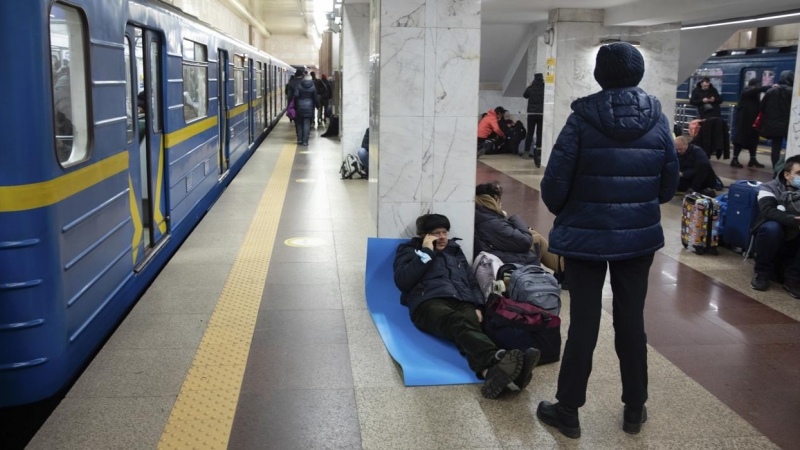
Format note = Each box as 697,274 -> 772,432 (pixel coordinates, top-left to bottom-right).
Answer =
483,294 -> 561,364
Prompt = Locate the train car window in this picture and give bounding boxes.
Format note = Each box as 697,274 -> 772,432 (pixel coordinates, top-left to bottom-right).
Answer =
743,70 -> 757,89
690,68 -> 723,94
234,55 -> 244,106
150,41 -> 161,132
182,39 -> 208,122
49,3 -> 91,167
761,70 -> 775,86
256,66 -> 263,99
124,37 -> 134,144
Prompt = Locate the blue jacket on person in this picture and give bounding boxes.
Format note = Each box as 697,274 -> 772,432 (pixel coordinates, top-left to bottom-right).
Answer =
540,87 -> 679,261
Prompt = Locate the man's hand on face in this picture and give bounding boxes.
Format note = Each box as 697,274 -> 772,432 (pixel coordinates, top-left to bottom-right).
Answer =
422,234 -> 438,251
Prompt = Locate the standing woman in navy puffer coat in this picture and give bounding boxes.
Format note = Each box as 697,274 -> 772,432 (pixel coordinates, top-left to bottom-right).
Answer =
293,75 -> 319,146
536,43 -> 679,439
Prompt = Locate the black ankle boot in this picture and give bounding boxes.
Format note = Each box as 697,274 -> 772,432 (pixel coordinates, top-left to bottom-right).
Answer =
537,401 -> 581,439
623,405 -> 647,434
748,159 -> 765,168
730,158 -> 743,168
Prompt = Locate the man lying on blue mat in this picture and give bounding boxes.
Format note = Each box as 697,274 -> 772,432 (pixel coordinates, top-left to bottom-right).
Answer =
393,213 -> 540,399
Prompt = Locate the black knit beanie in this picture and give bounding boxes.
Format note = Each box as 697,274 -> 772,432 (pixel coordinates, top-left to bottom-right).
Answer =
416,214 -> 450,236
593,42 -> 645,90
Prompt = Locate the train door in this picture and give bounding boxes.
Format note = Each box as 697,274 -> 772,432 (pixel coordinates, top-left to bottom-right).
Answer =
248,58 -> 254,145
218,49 -> 229,175
125,25 -> 167,266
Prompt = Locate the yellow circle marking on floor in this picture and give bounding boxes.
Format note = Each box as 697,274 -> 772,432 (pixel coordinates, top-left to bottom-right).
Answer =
294,178 -> 316,183
284,237 -> 326,247
157,143 -> 296,450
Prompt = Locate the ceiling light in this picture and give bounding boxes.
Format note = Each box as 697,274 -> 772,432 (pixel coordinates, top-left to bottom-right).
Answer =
598,38 -> 640,47
682,10 -> 800,30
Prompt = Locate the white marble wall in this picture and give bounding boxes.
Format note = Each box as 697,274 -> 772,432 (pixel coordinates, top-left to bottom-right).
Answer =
540,10 -> 680,167
785,27 -> 800,159
370,0 -> 481,261
342,4 -> 371,157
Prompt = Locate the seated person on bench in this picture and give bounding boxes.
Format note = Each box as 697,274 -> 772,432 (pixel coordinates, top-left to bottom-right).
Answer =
750,155 -> 800,298
474,182 -> 562,273
674,136 -> 717,197
393,213 -> 539,398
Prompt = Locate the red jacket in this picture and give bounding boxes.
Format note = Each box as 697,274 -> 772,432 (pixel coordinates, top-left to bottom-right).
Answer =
478,109 -> 505,139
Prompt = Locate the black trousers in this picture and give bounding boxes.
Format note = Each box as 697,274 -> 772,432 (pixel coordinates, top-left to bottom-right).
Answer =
412,298 -> 498,375
732,143 -> 757,161
677,162 -> 716,192
525,114 -> 543,158
770,138 -> 784,168
556,254 -> 654,409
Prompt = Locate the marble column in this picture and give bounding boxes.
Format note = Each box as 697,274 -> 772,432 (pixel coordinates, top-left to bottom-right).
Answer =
369,0 -> 481,261
540,9 -> 680,167
341,4 -> 371,157
784,27 -> 800,159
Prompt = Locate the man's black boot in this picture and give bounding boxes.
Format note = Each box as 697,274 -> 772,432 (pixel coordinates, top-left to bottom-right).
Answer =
623,405 -> 647,434
536,401 -> 580,439
751,272 -> 769,291
730,158 -> 743,168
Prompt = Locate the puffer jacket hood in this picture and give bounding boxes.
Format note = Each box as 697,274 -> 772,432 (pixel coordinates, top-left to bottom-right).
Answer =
571,87 -> 662,142
393,238 -> 484,316
540,86 -> 680,261
779,70 -> 794,86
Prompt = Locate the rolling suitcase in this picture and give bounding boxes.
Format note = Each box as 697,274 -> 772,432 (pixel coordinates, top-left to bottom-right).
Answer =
726,181 -> 762,252
681,193 -> 720,255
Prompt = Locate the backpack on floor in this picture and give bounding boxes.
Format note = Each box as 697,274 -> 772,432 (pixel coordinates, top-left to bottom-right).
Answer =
340,153 -> 367,179
496,263 -> 561,316
472,252 -> 504,301
482,294 -> 562,364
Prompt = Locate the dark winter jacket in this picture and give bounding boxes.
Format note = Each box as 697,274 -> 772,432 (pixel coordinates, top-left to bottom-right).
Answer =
690,82 -> 723,119
313,78 -> 329,100
733,85 -> 770,147
361,128 -> 370,152
692,117 -> 730,159
523,74 -> 545,114
540,87 -> 680,261
754,170 -> 800,241
293,80 -> 319,119
394,238 -> 484,317
678,143 -> 711,181
760,71 -> 794,138
473,196 -> 539,265
286,77 -> 302,101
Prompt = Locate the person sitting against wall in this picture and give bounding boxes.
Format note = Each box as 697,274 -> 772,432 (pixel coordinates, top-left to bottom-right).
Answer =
473,182 -> 563,275
674,136 -> 717,197
357,128 -> 369,174
750,155 -> 800,298
690,77 -> 722,119
478,107 -> 507,154
394,213 -> 540,399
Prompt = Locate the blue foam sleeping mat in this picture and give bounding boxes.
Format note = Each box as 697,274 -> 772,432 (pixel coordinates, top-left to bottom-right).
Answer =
365,237 -> 481,386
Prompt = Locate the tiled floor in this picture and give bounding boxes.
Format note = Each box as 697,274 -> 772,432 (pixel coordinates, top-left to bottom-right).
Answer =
20,126 -> 797,449
479,153 -> 799,449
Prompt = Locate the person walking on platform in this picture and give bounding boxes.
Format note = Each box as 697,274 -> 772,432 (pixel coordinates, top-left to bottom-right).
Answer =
522,73 -> 545,167
537,42 -> 679,439
731,78 -> 770,168
286,68 -> 303,127
292,74 -> 319,146
760,71 -> 794,168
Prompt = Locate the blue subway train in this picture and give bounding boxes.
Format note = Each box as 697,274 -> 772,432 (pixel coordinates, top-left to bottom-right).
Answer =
675,45 -> 797,141
0,0 -> 292,407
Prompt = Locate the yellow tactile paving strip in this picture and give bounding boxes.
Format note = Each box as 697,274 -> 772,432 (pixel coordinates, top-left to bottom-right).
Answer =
157,144 -> 295,450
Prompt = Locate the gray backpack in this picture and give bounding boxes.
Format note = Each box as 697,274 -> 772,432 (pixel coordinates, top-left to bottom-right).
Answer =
505,264 -> 561,316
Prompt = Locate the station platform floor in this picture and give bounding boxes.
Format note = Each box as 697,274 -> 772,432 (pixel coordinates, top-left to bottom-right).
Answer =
21,121 -> 800,449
